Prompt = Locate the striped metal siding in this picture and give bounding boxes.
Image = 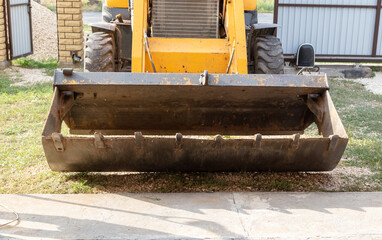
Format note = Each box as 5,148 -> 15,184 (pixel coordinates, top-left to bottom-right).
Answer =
151,0 -> 219,38
277,0 -> 379,56
10,0 -> 32,58
377,8 -> 382,55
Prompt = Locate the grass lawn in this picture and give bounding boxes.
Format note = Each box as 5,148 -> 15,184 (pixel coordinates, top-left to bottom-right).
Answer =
258,0 -> 274,13
0,61 -> 381,193
40,0 -> 102,12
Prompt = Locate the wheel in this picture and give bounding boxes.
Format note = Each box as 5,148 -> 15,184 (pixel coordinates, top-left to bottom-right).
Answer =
254,35 -> 284,74
84,32 -> 116,72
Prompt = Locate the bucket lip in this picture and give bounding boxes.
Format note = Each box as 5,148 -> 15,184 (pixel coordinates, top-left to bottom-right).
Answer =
42,133 -> 347,141
53,70 -> 330,89
41,132 -> 348,172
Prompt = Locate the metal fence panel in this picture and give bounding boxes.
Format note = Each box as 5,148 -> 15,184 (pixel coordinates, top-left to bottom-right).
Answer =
378,9 -> 382,55
279,0 -> 377,6
275,0 -> 382,62
9,0 -> 33,58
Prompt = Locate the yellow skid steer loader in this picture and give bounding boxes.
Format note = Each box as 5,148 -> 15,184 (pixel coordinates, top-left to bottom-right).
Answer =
42,0 -> 348,172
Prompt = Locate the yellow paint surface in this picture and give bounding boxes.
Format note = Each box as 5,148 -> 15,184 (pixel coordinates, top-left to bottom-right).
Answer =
225,0 -> 248,73
244,0 -> 257,11
105,0 -> 129,8
144,38 -> 230,73
132,0 -> 248,74
131,0 -> 147,72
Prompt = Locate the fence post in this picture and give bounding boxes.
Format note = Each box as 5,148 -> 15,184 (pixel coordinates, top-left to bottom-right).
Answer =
0,0 -> 10,69
56,0 -> 84,67
372,0 -> 381,57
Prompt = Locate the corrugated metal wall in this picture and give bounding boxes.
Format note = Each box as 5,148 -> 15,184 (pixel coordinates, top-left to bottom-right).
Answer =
9,0 -> 32,58
377,8 -> 382,55
276,0 -> 382,59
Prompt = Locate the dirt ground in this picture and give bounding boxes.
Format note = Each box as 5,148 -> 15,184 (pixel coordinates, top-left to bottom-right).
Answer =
4,67 -> 52,86
352,72 -> 382,95
63,164 -> 379,193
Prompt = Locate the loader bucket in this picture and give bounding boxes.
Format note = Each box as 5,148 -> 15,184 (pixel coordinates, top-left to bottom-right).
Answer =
42,70 -> 348,172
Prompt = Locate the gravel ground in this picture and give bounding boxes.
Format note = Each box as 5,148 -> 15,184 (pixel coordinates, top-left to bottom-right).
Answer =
352,72 -> 382,95
63,164 -> 379,193
4,67 -> 52,86
29,1 -> 58,60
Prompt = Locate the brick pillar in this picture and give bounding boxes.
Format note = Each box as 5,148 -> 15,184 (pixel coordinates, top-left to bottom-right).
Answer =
56,0 -> 84,67
0,0 -> 10,70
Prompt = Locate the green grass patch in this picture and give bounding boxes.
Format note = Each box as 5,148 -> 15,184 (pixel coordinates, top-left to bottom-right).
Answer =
82,0 -> 102,12
13,58 -> 58,76
83,24 -> 92,35
330,79 -> 382,187
46,5 -> 56,12
258,0 -> 274,13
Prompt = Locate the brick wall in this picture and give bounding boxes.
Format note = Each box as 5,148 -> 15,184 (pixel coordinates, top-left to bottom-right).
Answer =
0,0 -> 8,65
56,0 -> 83,66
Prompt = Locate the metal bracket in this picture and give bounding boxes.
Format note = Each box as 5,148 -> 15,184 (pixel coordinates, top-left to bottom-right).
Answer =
213,134 -> 223,148
175,133 -> 183,149
59,91 -> 75,120
328,135 -> 339,151
94,132 -> 105,149
52,132 -> 64,152
307,95 -> 324,123
290,133 -> 300,149
199,70 -> 209,85
135,132 -> 144,148
253,134 -> 262,148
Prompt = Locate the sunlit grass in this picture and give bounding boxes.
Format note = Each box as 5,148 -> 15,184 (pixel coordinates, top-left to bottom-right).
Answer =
12,58 -> 58,76
258,0 -> 274,13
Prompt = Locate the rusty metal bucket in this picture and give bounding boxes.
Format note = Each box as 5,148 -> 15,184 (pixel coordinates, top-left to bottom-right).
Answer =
42,70 -> 348,172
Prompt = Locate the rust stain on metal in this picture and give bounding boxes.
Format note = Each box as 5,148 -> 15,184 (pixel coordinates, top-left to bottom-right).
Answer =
68,80 -> 78,84
214,74 -> 220,84
184,78 -> 192,85
257,78 -> 267,86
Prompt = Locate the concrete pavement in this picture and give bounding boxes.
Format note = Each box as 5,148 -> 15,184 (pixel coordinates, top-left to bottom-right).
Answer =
1,193 -> 382,239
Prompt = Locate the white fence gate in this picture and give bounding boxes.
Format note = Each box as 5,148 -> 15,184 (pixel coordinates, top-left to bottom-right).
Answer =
4,0 -> 33,59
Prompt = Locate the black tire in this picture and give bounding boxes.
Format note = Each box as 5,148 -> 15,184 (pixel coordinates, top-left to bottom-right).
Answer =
84,32 -> 116,72
254,35 -> 284,74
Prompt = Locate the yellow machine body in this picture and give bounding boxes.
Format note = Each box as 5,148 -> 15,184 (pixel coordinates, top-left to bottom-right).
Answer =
105,0 -> 256,11
105,0 -> 129,8
244,0 -> 257,10
43,0 -> 348,173
132,0 -> 249,74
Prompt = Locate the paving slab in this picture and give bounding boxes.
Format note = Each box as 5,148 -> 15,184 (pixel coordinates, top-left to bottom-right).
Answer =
0,193 -> 382,239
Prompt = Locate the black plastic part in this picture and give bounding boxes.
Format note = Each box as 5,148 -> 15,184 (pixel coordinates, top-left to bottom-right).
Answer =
297,44 -> 315,67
